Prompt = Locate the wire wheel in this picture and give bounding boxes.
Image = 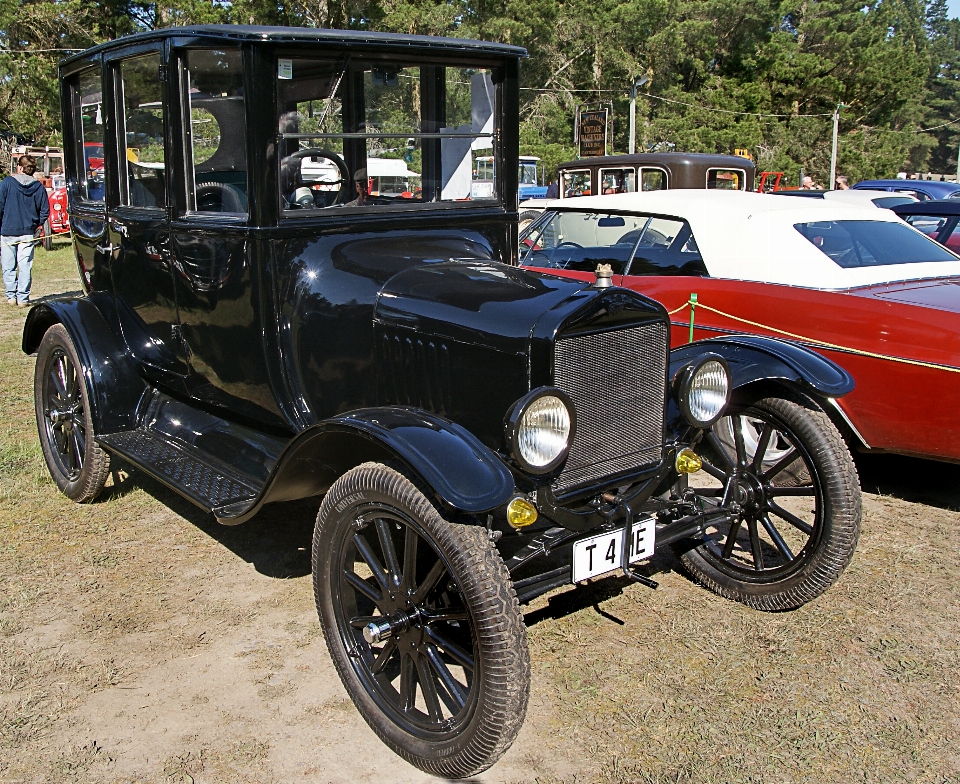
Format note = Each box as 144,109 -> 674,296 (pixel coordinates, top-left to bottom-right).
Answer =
34,324 -> 110,502
313,463 -> 529,778
334,505 -> 479,738
679,393 -> 861,610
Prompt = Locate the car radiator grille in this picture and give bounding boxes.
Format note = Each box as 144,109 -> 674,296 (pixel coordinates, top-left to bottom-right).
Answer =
553,321 -> 668,494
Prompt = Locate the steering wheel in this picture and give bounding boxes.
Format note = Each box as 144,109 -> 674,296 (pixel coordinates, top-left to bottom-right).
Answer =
286,148 -> 350,206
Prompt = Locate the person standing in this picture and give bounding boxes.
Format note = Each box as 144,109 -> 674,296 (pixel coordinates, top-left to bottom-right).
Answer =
0,155 -> 49,307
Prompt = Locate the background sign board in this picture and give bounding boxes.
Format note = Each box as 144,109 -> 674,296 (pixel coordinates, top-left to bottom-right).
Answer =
578,109 -> 608,157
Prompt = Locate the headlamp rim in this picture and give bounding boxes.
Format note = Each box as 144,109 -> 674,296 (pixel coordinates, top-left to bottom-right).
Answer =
504,387 -> 577,475
676,353 -> 731,429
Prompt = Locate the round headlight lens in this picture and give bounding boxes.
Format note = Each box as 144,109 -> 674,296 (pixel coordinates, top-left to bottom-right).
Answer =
517,395 -> 572,469
685,359 -> 730,425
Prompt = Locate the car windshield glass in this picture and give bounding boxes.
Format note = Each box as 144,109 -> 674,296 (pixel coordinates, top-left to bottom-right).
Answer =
794,220 -> 958,268
521,211 -> 706,277
277,58 -> 498,212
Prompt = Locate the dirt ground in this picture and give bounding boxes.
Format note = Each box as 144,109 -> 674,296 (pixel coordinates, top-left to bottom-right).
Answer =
1,243 -> 958,784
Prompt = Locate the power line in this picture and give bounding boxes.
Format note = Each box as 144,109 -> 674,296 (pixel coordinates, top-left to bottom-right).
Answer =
520,85 -> 833,118
640,92 -> 833,118
919,116 -> 960,132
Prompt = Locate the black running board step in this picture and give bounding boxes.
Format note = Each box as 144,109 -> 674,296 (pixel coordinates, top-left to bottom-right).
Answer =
98,429 -> 260,515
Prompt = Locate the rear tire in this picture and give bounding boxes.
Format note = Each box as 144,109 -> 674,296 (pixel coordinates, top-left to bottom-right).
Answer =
34,325 -> 110,502
41,220 -> 53,251
313,462 -> 530,778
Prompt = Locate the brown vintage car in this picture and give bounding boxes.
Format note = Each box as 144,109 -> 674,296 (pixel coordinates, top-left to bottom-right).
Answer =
557,152 -> 755,198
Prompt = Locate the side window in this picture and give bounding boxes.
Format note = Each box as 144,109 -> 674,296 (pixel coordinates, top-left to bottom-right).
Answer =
628,217 -> 707,277
599,168 -> 635,194
561,169 -> 591,198
118,53 -> 166,208
706,168 -> 744,190
640,168 -> 667,191
183,49 -> 247,214
70,67 -> 105,203
277,58 -> 497,212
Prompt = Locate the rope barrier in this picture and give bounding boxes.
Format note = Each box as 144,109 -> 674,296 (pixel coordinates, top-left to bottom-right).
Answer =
670,294 -> 960,375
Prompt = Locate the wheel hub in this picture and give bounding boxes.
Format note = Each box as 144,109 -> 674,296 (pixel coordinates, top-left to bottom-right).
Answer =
732,470 -> 767,516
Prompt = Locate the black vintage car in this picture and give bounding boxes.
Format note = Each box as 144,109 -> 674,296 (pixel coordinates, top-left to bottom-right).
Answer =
24,26 -> 861,778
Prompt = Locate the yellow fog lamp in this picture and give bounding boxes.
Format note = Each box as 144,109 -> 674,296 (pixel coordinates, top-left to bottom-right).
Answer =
506,496 -> 538,528
675,448 -> 703,474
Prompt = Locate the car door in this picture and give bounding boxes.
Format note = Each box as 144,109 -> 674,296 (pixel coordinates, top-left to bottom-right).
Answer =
105,44 -> 188,381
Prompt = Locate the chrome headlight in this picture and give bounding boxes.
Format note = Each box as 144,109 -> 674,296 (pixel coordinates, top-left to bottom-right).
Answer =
676,354 -> 731,428
505,388 -> 576,473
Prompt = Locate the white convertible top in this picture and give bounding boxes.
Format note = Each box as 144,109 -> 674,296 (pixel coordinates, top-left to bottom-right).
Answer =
547,190 -> 960,289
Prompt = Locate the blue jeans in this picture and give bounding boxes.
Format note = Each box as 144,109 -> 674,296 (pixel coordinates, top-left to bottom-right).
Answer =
1,234 -> 36,304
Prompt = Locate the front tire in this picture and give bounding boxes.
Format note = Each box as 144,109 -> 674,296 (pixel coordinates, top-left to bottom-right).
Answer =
678,392 -> 861,611
313,463 -> 530,778
34,324 -> 110,502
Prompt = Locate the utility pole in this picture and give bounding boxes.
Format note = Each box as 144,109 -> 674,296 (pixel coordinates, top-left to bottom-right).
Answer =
629,74 -> 650,155
829,103 -> 843,190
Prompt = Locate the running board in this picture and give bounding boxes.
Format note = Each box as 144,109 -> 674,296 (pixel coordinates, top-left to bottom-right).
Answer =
97,390 -> 289,518
98,429 -> 260,515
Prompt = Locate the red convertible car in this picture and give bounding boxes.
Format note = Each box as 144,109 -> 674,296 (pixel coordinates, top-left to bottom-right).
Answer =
520,190 -> 960,463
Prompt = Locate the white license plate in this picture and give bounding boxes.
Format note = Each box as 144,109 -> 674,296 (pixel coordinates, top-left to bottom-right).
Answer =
571,517 -> 656,583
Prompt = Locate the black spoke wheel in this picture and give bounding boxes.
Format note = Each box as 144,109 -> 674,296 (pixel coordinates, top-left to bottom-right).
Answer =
313,463 -> 530,778
34,325 -> 110,502
677,392 -> 861,610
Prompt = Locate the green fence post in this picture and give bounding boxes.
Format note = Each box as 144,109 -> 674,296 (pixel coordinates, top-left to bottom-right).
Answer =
688,292 -> 697,343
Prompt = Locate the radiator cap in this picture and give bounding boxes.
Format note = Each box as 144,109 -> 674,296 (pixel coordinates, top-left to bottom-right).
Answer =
593,263 -> 613,288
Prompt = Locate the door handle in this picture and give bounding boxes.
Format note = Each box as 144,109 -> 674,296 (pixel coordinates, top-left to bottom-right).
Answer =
95,243 -> 116,254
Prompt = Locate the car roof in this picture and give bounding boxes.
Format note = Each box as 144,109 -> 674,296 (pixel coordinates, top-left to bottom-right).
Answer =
891,199 -> 960,217
852,179 -> 960,197
60,24 -> 527,65
542,189 -> 960,289
822,189 -> 916,207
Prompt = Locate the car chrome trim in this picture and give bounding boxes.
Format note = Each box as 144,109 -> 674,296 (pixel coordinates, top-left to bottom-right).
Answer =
824,397 -> 871,449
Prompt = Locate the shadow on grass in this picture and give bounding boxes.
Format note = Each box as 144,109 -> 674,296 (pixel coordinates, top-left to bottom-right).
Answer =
31,290 -> 84,303
100,459 -> 318,580
854,451 -> 960,511
524,548 -> 679,628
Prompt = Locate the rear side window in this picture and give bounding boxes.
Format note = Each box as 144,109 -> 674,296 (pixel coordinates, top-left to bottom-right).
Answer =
69,67 -> 105,203
183,49 -> 247,214
707,168 -> 745,190
794,220 -> 957,268
639,168 -> 667,191
118,53 -> 166,208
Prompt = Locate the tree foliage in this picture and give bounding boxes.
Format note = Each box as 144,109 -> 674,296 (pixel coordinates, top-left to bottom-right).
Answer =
3,0 -> 960,183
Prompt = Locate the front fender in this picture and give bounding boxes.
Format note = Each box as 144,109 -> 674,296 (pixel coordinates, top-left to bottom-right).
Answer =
226,407 -> 516,524
22,295 -> 147,434
669,335 -> 855,399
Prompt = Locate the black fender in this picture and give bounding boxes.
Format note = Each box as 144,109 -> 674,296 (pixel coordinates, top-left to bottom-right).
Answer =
223,406 -> 516,524
669,335 -> 855,399
22,296 -> 147,434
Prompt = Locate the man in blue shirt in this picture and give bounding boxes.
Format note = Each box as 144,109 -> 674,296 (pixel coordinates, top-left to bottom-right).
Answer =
0,155 -> 50,307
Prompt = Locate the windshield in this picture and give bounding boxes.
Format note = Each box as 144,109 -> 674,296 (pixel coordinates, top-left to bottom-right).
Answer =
794,220 -> 958,268
521,210 -> 707,277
